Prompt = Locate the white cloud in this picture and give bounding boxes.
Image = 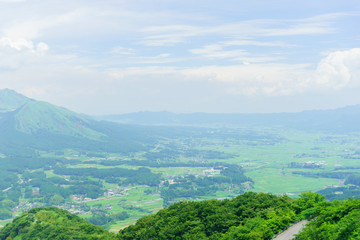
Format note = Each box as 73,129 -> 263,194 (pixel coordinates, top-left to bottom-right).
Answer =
189,44 -> 248,59
315,48 -> 360,90
138,13 -> 344,47
0,37 -> 33,51
0,37 -> 49,55
36,42 -> 49,53
139,25 -> 200,46
0,1 -> 358,114
110,46 -> 136,55
106,48 -> 360,98
181,64 -> 310,96
221,40 -> 295,47
1,47 -> 358,114
183,48 -> 360,96
189,43 -> 283,63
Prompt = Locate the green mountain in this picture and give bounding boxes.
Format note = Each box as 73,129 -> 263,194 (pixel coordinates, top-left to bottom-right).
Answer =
117,192 -> 307,240
0,207 -> 114,239
0,90 -> 156,155
0,88 -> 33,112
12,101 -> 105,140
118,192 -> 360,239
3,192 -> 360,240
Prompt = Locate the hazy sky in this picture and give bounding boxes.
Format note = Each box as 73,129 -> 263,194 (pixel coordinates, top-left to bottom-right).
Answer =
0,0 -> 359,115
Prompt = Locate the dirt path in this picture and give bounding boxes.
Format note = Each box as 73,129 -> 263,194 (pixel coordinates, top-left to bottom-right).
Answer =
273,220 -> 308,240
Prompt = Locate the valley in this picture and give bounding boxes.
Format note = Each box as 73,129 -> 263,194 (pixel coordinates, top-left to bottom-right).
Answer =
2,89 -> 360,233
2,125 -> 360,231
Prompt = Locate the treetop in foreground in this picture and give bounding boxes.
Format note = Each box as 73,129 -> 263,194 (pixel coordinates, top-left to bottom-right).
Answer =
0,207 -> 114,240
117,192 -> 324,240
2,192 -> 360,239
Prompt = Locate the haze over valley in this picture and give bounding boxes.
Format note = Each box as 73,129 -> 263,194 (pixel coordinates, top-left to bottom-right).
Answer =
0,0 -> 360,239
1,89 -> 360,238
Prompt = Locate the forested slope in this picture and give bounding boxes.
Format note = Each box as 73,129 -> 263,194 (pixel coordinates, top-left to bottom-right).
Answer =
0,207 -> 115,240
117,192 -> 323,240
295,198 -> 360,239
2,192 -> 360,240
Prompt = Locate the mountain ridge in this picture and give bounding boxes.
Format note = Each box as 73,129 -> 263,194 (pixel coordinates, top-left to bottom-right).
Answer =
0,88 -> 33,112
98,105 -> 360,132
12,101 -> 105,139
0,89 -> 152,154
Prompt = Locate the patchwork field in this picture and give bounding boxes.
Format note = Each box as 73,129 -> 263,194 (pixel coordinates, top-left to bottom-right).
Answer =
2,126 -> 360,232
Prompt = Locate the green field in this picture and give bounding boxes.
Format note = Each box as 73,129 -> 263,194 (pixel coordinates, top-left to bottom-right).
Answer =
2,127 -> 360,232
62,128 -> 360,230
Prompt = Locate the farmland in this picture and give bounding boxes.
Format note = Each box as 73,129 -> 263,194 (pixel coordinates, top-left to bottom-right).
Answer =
1,125 -> 360,232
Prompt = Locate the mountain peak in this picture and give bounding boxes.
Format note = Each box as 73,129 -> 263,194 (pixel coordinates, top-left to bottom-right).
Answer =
0,88 -> 33,112
12,101 -> 105,139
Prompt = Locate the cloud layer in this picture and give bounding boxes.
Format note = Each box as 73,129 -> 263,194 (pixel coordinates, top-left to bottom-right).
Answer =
0,1 -> 359,114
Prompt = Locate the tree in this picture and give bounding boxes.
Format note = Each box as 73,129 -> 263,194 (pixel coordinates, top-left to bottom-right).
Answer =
0,208 -> 12,220
49,194 -> 65,205
293,192 -> 325,215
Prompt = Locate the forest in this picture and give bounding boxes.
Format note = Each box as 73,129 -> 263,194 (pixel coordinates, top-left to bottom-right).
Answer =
2,192 -> 360,239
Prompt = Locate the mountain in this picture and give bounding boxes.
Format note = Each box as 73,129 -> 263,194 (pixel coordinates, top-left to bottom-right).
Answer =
118,191 -> 360,239
0,207 -> 115,239
10,101 -> 105,139
2,193 -> 360,239
0,89 -> 157,155
100,105 -> 360,132
0,88 -> 33,112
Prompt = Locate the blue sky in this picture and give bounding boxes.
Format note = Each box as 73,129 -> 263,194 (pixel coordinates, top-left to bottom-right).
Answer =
0,0 -> 359,114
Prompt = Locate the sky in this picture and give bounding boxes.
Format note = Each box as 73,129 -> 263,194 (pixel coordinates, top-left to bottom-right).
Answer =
0,0 -> 359,115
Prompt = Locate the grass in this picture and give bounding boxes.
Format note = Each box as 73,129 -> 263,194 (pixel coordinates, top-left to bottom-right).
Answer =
150,167 -> 205,177
247,168 -> 341,194
44,170 -> 65,178
0,220 -> 13,228
82,186 -> 163,232
12,127 -> 360,233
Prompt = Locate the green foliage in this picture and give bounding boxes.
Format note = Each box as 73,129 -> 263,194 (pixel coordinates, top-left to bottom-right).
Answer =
0,208 -> 12,220
13,101 -> 105,139
48,194 -> 65,205
344,174 -> 360,186
296,198 -> 360,240
161,175 -> 220,207
317,186 -> 360,201
118,192 -> 307,240
87,211 -> 130,228
220,165 -> 251,184
0,170 -> 18,190
160,164 -> 249,207
54,166 -> 161,187
3,193 -> 360,239
293,192 -> 326,215
0,207 -> 115,240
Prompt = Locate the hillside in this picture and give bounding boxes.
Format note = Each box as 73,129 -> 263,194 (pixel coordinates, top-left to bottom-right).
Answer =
119,192 -> 360,239
0,89 -> 33,112
0,207 -> 114,239
2,192 -> 360,240
0,89 -> 215,155
8,101 -> 105,139
0,89 -> 162,154
117,191 -> 312,240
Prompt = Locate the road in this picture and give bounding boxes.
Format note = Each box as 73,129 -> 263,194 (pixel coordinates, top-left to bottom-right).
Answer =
274,220 -> 308,240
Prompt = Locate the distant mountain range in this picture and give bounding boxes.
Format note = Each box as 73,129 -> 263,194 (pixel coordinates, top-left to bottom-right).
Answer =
1,88 -> 360,157
99,105 -> 360,132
